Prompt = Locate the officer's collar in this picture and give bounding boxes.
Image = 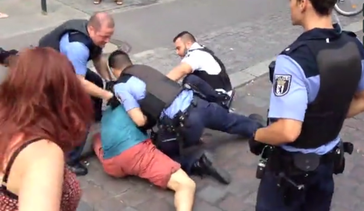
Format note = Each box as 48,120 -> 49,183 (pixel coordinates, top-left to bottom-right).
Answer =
296,26 -> 341,42
188,42 -> 204,51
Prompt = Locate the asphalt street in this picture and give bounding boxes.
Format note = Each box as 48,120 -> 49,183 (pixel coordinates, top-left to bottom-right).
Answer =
0,0 -> 362,79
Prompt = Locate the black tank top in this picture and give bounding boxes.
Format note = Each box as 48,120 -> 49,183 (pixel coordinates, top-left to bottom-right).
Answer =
0,138 -> 44,199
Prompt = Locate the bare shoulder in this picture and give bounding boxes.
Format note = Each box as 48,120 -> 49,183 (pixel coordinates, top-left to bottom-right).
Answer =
17,139 -> 65,170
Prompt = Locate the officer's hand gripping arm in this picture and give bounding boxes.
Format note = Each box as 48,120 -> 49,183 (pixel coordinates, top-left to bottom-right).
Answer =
63,42 -> 113,101
167,63 -> 193,81
78,76 -> 113,101
254,55 -> 307,145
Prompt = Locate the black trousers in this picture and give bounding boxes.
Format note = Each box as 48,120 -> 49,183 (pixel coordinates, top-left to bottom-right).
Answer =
68,69 -> 103,163
85,68 -> 103,122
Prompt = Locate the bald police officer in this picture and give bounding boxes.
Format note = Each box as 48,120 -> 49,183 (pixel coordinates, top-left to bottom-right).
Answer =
249,0 -> 364,210
39,12 -> 115,175
167,31 -> 234,109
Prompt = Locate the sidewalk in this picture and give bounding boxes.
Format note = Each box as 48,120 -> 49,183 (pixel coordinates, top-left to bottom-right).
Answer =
77,75 -> 364,211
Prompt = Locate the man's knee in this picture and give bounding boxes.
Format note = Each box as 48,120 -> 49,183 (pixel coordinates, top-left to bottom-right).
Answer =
168,169 -> 196,192
183,74 -> 200,85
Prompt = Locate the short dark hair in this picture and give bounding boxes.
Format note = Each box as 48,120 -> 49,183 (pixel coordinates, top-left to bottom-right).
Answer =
173,31 -> 196,43
108,50 -> 132,69
307,0 -> 336,16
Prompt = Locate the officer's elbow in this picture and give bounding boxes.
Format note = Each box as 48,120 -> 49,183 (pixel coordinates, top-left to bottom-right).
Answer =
131,116 -> 147,127
281,120 -> 302,143
134,117 -> 147,127
283,131 -> 300,143
127,108 -> 147,127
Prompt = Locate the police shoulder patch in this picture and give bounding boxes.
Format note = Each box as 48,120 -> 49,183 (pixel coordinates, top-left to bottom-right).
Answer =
273,74 -> 292,97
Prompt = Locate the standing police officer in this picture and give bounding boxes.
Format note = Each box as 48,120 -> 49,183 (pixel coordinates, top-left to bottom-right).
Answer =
38,12 -> 115,175
249,0 -> 364,210
167,31 -> 234,109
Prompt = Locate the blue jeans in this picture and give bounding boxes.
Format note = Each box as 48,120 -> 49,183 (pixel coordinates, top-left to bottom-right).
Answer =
256,163 -> 334,211
183,74 -> 220,102
181,97 -> 260,146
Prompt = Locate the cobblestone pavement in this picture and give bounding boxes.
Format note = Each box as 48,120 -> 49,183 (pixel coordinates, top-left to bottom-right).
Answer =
77,74 -> 364,211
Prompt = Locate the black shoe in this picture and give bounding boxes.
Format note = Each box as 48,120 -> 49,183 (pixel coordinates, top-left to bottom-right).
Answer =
248,113 -> 266,127
67,161 -> 88,176
191,151 -> 231,185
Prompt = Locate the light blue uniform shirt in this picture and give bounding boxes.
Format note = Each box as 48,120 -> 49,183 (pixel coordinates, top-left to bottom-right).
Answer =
269,49 -> 364,155
59,33 -> 89,76
100,106 -> 148,159
114,76 -> 194,119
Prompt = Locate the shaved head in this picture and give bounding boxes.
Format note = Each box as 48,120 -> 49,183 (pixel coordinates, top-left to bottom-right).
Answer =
173,31 -> 196,58
87,12 -> 115,47
88,12 -> 115,31
173,31 -> 196,43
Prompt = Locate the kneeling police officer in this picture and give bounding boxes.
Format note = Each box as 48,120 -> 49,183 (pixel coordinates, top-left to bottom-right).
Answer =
107,49 -> 263,146
167,31 -> 234,110
106,50 -> 239,184
249,0 -> 364,210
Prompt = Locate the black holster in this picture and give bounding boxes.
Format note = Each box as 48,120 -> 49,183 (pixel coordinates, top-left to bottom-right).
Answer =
158,99 -> 197,153
332,141 -> 353,174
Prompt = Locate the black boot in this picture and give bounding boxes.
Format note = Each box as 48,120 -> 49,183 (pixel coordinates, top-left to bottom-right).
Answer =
67,161 -> 88,176
191,151 -> 231,185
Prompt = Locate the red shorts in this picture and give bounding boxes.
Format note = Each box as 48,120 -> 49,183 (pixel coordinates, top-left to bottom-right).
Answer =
92,133 -> 181,188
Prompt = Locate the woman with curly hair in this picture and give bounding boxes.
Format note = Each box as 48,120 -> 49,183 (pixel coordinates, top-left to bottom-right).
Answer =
0,47 -> 94,211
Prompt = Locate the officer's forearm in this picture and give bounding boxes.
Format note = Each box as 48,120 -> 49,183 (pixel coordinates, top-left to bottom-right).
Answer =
166,69 -> 186,82
347,97 -> 364,118
134,115 -> 148,127
255,122 -> 295,145
79,76 -> 112,101
93,57 -> 111,81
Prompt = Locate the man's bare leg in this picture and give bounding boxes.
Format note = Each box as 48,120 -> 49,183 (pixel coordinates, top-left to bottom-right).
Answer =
167,169 -> 196,211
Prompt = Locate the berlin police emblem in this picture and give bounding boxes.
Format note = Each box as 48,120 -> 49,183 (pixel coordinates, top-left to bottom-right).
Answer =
273,74 -> 291,97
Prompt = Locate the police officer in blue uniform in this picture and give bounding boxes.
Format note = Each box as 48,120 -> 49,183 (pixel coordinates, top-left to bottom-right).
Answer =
167,31 -> 234,110
106,50 -> 236,184
38,12 -> 115,175
108,49 -> 263,144
248,0 -> 364,210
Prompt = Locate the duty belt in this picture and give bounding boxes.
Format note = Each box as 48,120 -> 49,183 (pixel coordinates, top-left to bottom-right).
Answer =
158,96 -> 198,154
269,142 -> 353,173
160,96 -> 198,132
